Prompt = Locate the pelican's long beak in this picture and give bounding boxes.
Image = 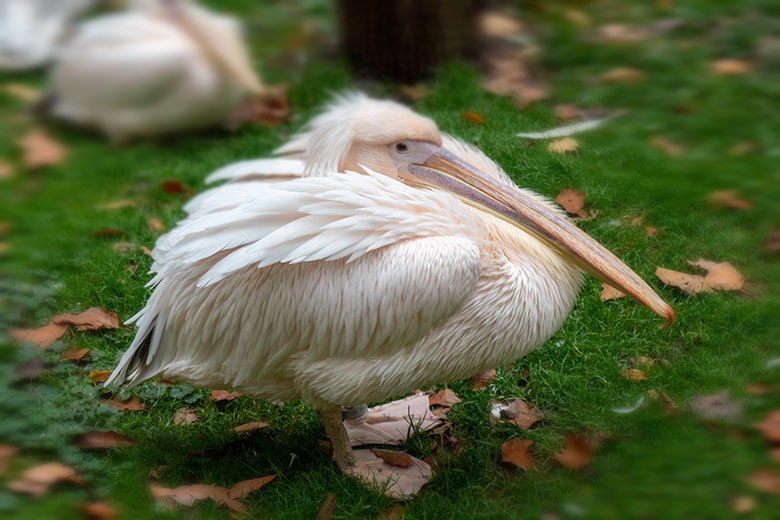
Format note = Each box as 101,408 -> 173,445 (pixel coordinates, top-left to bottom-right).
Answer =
397,147 -> 674,327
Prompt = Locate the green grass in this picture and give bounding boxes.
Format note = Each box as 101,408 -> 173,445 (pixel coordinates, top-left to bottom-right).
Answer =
1,0 -> 780,518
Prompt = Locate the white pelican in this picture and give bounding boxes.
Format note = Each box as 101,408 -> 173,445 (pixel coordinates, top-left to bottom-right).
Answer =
107,94 -> 673,496
48,0 -> 263,142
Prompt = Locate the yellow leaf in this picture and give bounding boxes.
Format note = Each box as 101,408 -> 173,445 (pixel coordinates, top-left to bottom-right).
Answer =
548,137 -> 579,154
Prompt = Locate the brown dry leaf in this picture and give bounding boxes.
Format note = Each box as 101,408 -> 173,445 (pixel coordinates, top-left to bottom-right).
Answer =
147,218 -> 165,234
745,468 -> 780,494
18,127 -> 67,168
209,390 -> 242,402
646,226 -> 658,237
554,103 -> 579,121
503,399 -> 542,430
99,396 -> 146,412
227,474 -> 276,500
3,83 -> 41,102
745,383 -> 773,395
598,67 -> 645,83
8,462 -> 84,496
150,484 -> 243,511
655,266 -> 709,295
710,59 -> 751,76
755,410 -> 780,444
689,391 -> 744,423
621,368 -> 647,381
482,56 -> 548,109
9,323 -> 68,348
63,347 -> 90,362
728,142 -> 758,156
0,159 -> 14,179
767,229 -> 780,254
428,389 -> 462,408
79,501 -> 120,520
687,258 -> 745,292
0,444 -> 20,477
471,369 -> 496,391
597,24 -> 651,44
314,493 -> 336,520
500,439 -> 534,470
173,407 -> 200,425
463,110 -> 486,124
99,200 -> 137,210
399,84 -> 429,101
112,242 -> 135,254
600,284 -> 625,301
707,190 -> 752,211
370,449 -> 413,468
94,228 -> 124,237
73,431 -> 136,449
231,421 -> 269,433
647,389 -> 679,415
89,370 -> 113,383
650,135 -> 684,157
141,245 -> 152,256
555,188 -> 586,216
52,307 -> 119,331
160,180 -> 195,196
731,496 -> 756,514
554,433 -> 593,469
548,137 -> 579,154
480,11 -> 523,39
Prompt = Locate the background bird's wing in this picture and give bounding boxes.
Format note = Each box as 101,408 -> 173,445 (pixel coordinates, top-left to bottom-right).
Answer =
204,158 -> 303,184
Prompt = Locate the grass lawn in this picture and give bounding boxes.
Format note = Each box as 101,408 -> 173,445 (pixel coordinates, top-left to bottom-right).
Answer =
1,0 -> 779,518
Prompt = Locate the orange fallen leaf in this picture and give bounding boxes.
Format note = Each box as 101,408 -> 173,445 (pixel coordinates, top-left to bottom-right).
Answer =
160,180 -> 195,196
707,190 -> 752,210
3,83 -> 41,102
471,369 -> 496,391
503,398 -> 542,430
0,444 -> 20,477
314,492 -> 336,520
150,483 -> 243,511
99,396 -> 146,412
399,84 -> 430,101
9,323 -> 68,348
63,347 -> 90,362
687,258 -> 744,292
0,159 -> 13,179
89,370 -> 113,383
655,266 -> 708,294
231,421 -> 269,433
600,284 -> 625,301
79,501 -> 120,520
555,188 -> 586,216
173,407 -> 200,425
650,135 -> 684,157
73,431 -> 136,449
99,200 -> 137,210
463,110 -> 486,124
548,137 -> 579,154
621,368 -> 647,381
53,307 -> 119,331
147,218 -> 165,233
554,103 -> 580,121
755,410 -> 780,444
8,462 -> 84,496
227,474 -> 276,500
646,226 -> 658,237
501,439 -> 534,470
745,468 -> 780,494
598,67 -> 645,83
210,390 -> 242,402
370,449 -> 413,468
745,383 -> 773,395
710,59 -> 751,76
18,127 -> 67,168
141,245 -> 153,256
428,389 -> 462,408
554,433 -> 593,469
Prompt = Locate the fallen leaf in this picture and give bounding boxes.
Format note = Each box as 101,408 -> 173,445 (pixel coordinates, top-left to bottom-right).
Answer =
9,323 -> 68,348
548,137 -> 579,154
646,226 -> 658,237
601,284 -> 625,301
471,369 -> 496,391
94,228 -> 124,237
141,245 -> 152,256
710,59 -> 751,76
89,370 -> 113,383
63,347 -> 90,362
112,242 -> 135,254
0,241 -> 9,254
127,260 -> 138,274
554,104 -> 580,121
689,391 -> 744,423
555,188 -> 586,216
731,496 -> 755,514
707,190 -> 752,210
99,396 -> 146,412
73,431 -> 136,449
210,390 -> 242,402
647,389 -> 679,415
482,57 -> 547,109
428,389 -> 462,408
0,444 -> 20,477
630,356 -> 655,369
687,258 -> 744,292
767,230 -> 780,254
79,501 -> 120,520
596,24 -> 651,43
755,411 -> 780,444
503,399 -> 542,430
621,368 -> 647,381
18,127 -> 67,168
150,484 -> 243,511
745,383 -> 773,395
173,407 -> 200,425
0,159 -> 14,179
52,307 -> 119,331
650,135 -> 684,157
728,142 -> 758,156
99,200 -> 137,210
147,218 -> 165,233
3,83 -> 41,102
370,449 -> 413,468
160,180 -> 195,196
480,11 -> 523,38
231,421 -> 269,433
227,474 -> 276,499
655,266 -> 709,294
500,439 -> 534,470
399,84 -> 429,101
8,462 -> 84,496
554,433 -> 593,469
598,67 -> 645,83
745,468 -> 780,494
314,492 -> 336,520
463,110 -> 486,124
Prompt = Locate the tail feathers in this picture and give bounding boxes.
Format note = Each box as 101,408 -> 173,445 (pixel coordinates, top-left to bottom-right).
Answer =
105,315 -> 161,389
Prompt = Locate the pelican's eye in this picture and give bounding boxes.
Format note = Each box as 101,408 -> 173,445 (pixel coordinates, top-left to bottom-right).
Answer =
394,142 -> 409,153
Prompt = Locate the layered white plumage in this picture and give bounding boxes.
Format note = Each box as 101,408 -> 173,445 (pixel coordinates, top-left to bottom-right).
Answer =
108,94 -> 582,408
49,0 -> 262,141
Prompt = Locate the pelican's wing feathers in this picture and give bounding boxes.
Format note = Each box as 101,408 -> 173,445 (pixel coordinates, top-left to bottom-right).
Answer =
204,158 -> 303,185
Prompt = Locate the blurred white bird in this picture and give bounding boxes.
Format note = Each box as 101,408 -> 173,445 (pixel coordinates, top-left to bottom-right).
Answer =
48,0 -> 263,142
107,94 -> 673,496
0,0 -> 94,70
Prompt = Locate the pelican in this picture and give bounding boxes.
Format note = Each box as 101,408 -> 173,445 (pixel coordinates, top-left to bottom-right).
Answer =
107,94 -> 673,496
47,0 -> 263,142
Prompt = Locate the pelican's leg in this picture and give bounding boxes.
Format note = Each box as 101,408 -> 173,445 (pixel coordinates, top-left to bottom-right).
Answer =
342,394 -> 442,446
318,405 -> 356,471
